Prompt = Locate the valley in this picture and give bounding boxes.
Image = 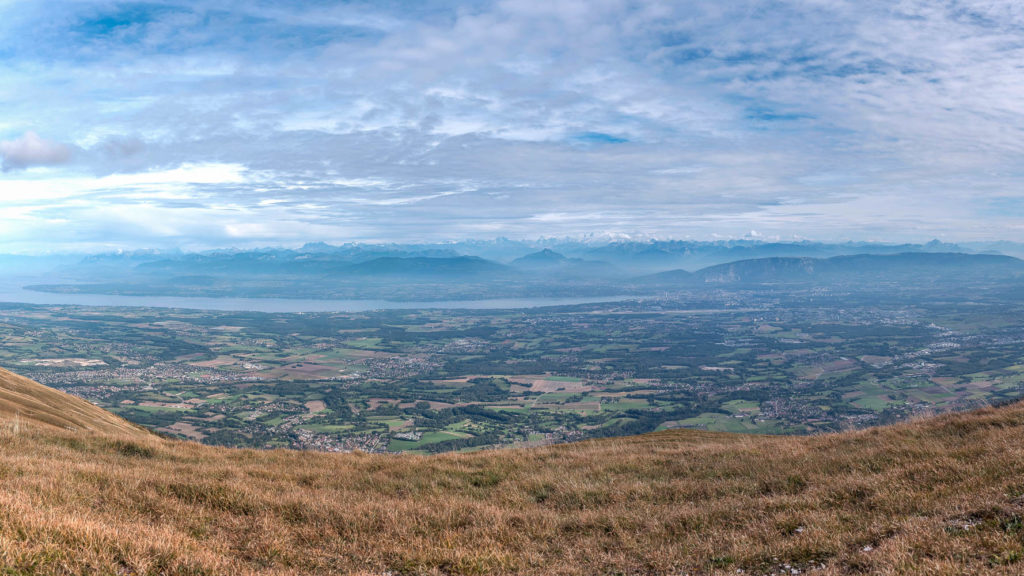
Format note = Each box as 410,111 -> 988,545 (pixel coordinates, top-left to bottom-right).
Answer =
4,279 -> 1024,453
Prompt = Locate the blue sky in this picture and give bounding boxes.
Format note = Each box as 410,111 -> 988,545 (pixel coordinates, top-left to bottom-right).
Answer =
1,0 -> 1023,251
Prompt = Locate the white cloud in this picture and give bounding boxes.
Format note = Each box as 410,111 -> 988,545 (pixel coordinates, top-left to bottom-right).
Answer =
0,162 -> 250,202
0,0 -> 1023,249
0,132 -> 72,171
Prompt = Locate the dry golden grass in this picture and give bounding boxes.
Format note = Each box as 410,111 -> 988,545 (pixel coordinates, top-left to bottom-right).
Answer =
0,371 -> 1022,574
0,367 -> 148,438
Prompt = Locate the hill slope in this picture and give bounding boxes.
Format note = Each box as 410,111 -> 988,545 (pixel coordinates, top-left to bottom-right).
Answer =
641,252 -> 1024,285
0,366 -> 148,437
0,370 -> 1022,574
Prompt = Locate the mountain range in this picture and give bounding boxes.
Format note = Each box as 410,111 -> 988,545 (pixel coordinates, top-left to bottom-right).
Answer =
19,248 -> 1024,300
4,238 -> 1004,275
644,252 -> 1024,286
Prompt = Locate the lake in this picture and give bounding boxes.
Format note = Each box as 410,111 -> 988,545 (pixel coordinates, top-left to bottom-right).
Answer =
0,284 -> 634,313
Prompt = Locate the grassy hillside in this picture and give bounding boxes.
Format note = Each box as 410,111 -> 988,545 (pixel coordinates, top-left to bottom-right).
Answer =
0,371 -> 1022,574
0,366 -> 148,437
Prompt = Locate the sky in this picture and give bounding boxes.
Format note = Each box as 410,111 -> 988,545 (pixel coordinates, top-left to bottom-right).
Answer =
1,0 -> 1023,252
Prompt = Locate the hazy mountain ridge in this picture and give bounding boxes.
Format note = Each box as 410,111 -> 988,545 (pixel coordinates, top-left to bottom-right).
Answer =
0,238 -> 989,272
343,255 -> 509,277
511,249 -> 616,278
685,252 -> 1024,285
15,243 -> 1024,301
511,248 -> 572,267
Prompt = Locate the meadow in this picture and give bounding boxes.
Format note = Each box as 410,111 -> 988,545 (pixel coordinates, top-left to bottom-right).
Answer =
1,394 -> 1023,575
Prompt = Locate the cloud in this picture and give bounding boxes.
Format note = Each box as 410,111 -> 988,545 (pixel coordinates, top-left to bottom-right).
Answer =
0,162 -> 250,204
0,132 -> 72,171
96,134 -> 145,159
0,1 -> 1023,249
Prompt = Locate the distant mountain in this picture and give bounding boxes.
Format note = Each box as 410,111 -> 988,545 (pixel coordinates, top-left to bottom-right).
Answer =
638,268 -> 693,284
695,257 -> 821,284
581,243 -> 680,272
137,251 -> 309,275
131,247 -> 468,278
18,243 -> 1023,301
343,256 -> 509,278
511,249 -> 570,267
649,252 -> 1024,285
510,249 -> 620,279
296,245 -> 462,263
28,239 -> 992,283
961,240 -> 1024,259
575,239 -> 975,273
